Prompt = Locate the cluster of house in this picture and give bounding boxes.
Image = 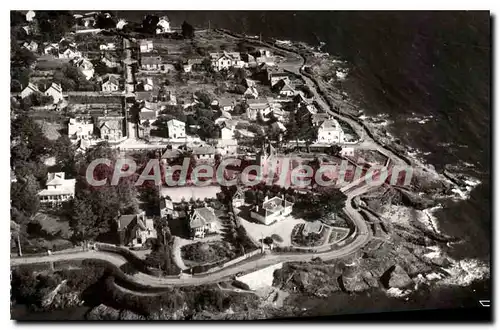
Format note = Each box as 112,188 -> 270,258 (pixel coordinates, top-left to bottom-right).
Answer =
20,82 -> 64,104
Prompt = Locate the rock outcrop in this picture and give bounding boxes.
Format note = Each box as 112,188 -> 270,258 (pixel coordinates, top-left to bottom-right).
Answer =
380,265 -> 414,289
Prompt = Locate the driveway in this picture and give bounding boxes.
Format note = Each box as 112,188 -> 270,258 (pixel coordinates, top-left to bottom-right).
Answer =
239,215 -> 305,247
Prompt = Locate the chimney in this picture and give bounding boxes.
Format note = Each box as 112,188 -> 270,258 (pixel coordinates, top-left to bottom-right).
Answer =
255,205 -> 259,212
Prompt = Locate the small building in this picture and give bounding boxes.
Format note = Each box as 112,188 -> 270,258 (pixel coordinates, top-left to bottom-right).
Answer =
38,172 -> 76,207
311,113 -> 331,126
156,16 -> 171,34
97,117 -> 123,141
141,56 -> 163,71
189,207 -> 221,239
143,78 -> 154,91
99,43 -> 116,51
44,82 -> 63,104
68,117 -> 93,140
116,212 -> 157,247
210,52 -> 244,71
276,80 -> 296,97
101,53 -> 120,68
340,147 -> 355,157
250,195 -> 294,225
22,41 -> 38,52
59,47 -> 81,60
160,197 -> 175,218
220,126 -> 234,140
232,187 -> 245,208
166,119 -> 186,139
101,74 -> 120,92
269,72 -> 290,87
317,119 -> 345,144
192,146 -> 216,161
217,98 -> 235,112
139,106 -> 158,124
139,40 -> 154,53
244,86 -> 259,98
20,83 -> 39,99
26,10 -> 36,22
73,57 -> 95,80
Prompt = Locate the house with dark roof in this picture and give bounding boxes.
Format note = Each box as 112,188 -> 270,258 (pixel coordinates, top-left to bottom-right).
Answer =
116,212 -> 157,247
97,117 -> 123,141
101,53 -> 120,68
189,207 -> 221,239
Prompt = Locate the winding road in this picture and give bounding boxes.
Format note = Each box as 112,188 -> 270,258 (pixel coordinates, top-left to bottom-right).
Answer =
11,30 -> 408,289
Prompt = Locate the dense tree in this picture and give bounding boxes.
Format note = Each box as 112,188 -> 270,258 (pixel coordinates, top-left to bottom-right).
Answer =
95,13 -> 117,30
36,11 -> 75,43
142,15 -> 160,34
51,136 -> 77,178
69,196 -> 99,247
181,21 -> 195,39
11,174 -> 40,218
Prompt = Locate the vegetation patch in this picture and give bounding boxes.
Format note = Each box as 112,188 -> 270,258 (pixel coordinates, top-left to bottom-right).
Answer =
181,241 -> 236,265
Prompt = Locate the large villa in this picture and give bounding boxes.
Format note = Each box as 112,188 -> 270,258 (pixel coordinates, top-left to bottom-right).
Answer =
250,195 -> 294,225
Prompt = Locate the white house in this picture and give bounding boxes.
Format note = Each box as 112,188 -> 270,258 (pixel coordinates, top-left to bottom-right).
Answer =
20,83 -> 39,99
99,43 -> 116,51
217,98 -> 235,112
317,119 -> 345,144
189,207 -> 221,239
156,16 -> 171,34
101,75 -> 120,92
26,10 -> 36,22
220,126 -> 235,140
58,47 -> 82,60
278,82 -> 296,97
210,52 -> 244,71
166,119 -> 186,139
340,147 -> 355,157
143,78 -> 154,91
73,57 -> 95,80
22,41 -> 38,52
68,118 -> 94,140
250,195 -> 294,225
38,172 -> 76,207
44,82 -> 63,104
139,40 -> 153,53
97,117 -> 123,141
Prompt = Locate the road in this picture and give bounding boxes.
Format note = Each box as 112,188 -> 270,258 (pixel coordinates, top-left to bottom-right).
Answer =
11,30 -> 407,289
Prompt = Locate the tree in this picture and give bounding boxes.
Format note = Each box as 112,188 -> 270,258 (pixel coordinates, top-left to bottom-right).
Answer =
181,21 -> 195,39
70,197 -> 99,248
52,136 -> 77,177
95,13 -> 117,30
142,15 -> 160,35
11,174 -> 40,217
263,236 -> 274,246
329,144 -> 343,156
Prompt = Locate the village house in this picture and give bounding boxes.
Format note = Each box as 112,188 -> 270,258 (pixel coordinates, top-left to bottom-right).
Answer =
250,195 -> 294,225
20,83 -> 39,99
161,89 -> 177,105
246,98 -> 269,121
99,43 -> 116,51
220,125 -> 235,140
156,16 -> 171,34
101,74 -> 120,92
160,197 -> 175,218
139,40 -> 154,53
244,85 -> 259,98
189,207 -> 221,239
317,119 -> 345,144
311,113 -> 332,126
43,43 -> 59,55
22,41 -> 38,53
38,172 -> 76,207
26,10 -> 36,22
101,53 -> 120,68
97,117 -> 123,141
340,146 -> 355,157
116,212 -> 157,247
44,82 -> 63,104
210,52 -> 244,71
269,72 -> 290,87
143,78 -> 154,91
217,98 -> 235,112
141,55 -> 162,71
58,47 -> 82,60
192,146 -> 216,161
68,117 -> 94,140
232,187 -> 245,208
73,57 -> 95,80
167,119 -> 186,139
275,80 -> 296,97
139,104 -> 158,125
241,53 -> 257,67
